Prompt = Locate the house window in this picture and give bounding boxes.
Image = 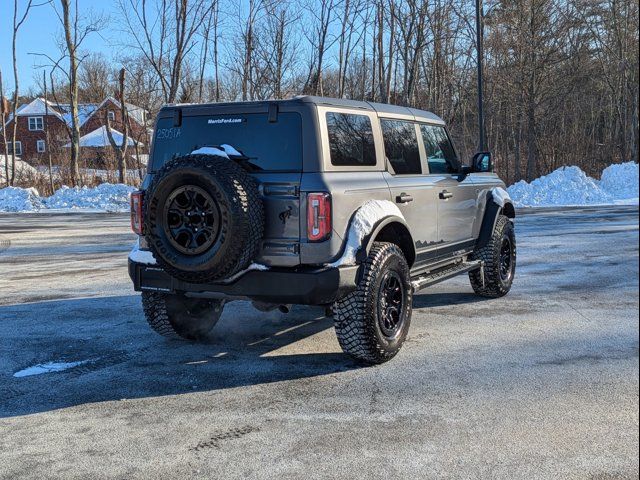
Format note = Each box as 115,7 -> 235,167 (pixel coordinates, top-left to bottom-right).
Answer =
8,141 -> 22,155
107,111 -> 115,121
37,139 -> 46,153
28,116 -> 44,131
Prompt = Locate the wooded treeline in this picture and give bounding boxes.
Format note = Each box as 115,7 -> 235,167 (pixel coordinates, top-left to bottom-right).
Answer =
8,0 -> 640,185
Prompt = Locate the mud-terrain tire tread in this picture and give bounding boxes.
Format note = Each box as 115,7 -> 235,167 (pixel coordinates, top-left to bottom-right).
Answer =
144,154 -> 264,283
141,291 -> 224,340
332,242 -> 412,364
469,214 -> 515,298
142,291 -> 181,338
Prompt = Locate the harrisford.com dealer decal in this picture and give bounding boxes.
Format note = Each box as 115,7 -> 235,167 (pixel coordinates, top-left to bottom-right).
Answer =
208,118 -> 244,124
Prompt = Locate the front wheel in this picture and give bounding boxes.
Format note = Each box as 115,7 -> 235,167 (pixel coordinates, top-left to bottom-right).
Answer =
141,292 -> 224,340
469,214 -> 516,298
332,242 -> 413,364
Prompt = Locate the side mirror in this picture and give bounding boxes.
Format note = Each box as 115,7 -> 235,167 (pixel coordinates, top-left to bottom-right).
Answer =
472,151 -> 493,172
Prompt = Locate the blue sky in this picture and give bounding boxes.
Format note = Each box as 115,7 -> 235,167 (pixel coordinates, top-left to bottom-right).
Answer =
0,0 -> 119,95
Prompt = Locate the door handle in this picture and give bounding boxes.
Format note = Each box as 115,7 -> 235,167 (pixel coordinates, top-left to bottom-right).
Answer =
396,193 -> 414,204
439,190 -> 453,200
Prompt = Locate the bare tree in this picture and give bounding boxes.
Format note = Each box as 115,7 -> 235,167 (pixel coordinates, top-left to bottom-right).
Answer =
118,0 -> 215,103
10,0 -> 47,186
0,69 -> 10,187
105,68 -> 129,184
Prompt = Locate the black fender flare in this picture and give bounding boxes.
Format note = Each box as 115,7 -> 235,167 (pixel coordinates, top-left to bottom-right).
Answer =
476,194 -> 516,250
356,215 -> 416,267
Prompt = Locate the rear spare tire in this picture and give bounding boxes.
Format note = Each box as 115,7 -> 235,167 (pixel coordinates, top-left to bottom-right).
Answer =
144,154 -> 264,283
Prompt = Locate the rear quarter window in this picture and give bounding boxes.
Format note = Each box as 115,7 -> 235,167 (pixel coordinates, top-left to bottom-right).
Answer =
151,112 -> 303,172
380,119 -> 422,175
326,112 -> 376,166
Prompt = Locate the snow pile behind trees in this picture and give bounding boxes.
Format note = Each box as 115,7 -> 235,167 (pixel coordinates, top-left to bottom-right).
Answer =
0,183 -> 136,212
0,157 -> 39,184
507,162 -> 639,207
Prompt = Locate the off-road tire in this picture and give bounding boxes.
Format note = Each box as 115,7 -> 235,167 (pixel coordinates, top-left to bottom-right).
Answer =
141,291 -> 224,341
469,214 -> 516,297
144,154 -> 264,283
332,242 -> 413,364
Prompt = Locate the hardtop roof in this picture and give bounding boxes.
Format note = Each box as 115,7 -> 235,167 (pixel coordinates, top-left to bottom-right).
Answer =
164,95 -> 445,125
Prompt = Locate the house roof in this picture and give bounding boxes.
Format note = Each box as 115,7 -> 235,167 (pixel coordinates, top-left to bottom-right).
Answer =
6,97 -> 147,129
62,126 -> 143,148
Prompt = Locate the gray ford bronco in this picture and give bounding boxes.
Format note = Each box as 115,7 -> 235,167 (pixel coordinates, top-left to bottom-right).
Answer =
128,96 -> 516,364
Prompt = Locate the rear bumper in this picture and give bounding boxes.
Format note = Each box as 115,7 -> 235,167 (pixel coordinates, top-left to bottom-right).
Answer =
128,260 -> 360,305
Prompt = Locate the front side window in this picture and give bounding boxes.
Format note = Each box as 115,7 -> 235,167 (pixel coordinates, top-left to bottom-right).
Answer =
8,141 -> 22,155
420,124 -> 458,174
380,119 -> 421,175
107,111 -> 116,121
37,139 -> 46,153
326,112 -> 376,166
28,116 -> 43,131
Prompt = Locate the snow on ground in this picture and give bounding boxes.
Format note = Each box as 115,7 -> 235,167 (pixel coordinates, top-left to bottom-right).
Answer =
507,162 -> 639,207
0,156 -> 39,184
0,183 -> 136,213
13,360 -> 93,378
599,162 -> 639,201
0,186 -> 43,212
1,161 -> 637,212
46,183 -> 136,211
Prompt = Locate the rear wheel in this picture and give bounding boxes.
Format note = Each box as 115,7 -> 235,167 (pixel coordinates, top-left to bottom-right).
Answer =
141,291 -> 224,341
469,214 -> 516,297
332,242 -> 413,364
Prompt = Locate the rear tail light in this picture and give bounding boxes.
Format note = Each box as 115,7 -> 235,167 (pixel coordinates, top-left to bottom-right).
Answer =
130,190 -> 144,235
307,192 -> 331,242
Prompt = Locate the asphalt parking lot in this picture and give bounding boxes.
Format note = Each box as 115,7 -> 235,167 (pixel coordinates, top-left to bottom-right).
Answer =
0,206 -> 638,479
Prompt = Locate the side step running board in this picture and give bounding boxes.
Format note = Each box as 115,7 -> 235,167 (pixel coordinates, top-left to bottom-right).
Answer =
411,260 -> 483,293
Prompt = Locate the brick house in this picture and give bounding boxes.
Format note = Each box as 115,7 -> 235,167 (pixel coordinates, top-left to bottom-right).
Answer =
1,96 -> 149,166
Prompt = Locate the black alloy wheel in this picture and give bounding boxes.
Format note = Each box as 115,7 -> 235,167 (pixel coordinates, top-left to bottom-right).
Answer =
162,185 -> 220,255
377,270 -> 405,339
499,235 -> 514,282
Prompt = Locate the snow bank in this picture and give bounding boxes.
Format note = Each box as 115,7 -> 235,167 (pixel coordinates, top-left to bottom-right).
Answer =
599,162 -> 639,201
0,183 -> 135,212
508,163 -> 639,207
0,186 -> 43,212
45,183 -> 136,211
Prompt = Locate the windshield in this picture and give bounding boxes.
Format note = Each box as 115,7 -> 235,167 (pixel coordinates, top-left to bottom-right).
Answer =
151,112 -> 303,172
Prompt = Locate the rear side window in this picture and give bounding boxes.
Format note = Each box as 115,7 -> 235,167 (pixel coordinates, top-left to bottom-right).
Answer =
326,112 -> 376,166
420,124 -> 458,174
380,119 -> 422,175
151,112 -> 302,172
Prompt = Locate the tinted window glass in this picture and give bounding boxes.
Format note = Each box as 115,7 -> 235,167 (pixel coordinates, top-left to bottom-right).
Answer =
326,112 -> 376,166
151,112 -> 302,171
380,119 -> 421,175
420,124 -> 458,174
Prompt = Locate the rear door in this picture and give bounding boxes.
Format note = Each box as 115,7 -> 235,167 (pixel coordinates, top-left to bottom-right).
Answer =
419,124 -> 478,250
380,119 -> 439,260
150,108 -> 303,266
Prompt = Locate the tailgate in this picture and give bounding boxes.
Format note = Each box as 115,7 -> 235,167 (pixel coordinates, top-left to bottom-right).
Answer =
252,172 -> 302,267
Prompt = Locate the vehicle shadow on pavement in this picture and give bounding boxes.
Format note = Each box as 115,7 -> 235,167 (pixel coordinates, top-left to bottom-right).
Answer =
0,295 -> 360,418
412,291 -> 486,309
